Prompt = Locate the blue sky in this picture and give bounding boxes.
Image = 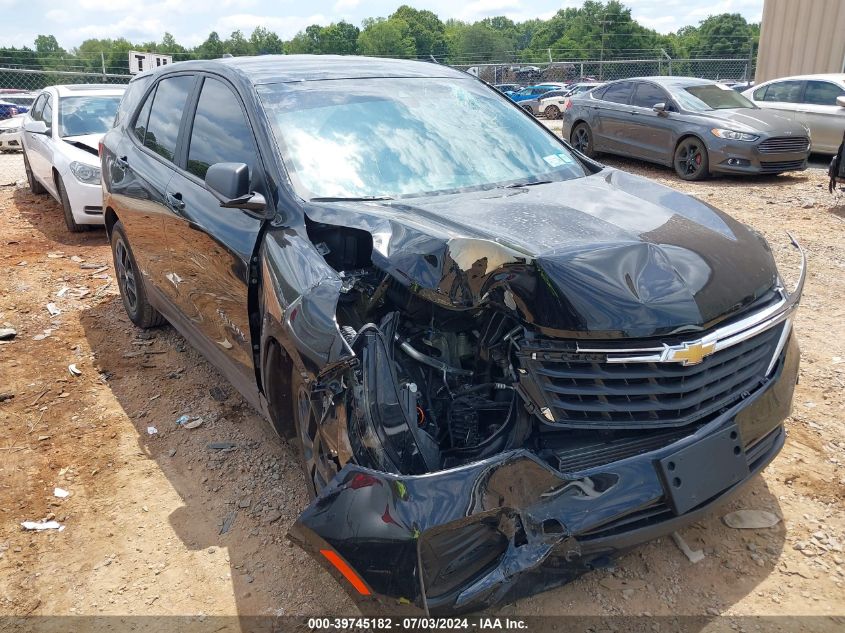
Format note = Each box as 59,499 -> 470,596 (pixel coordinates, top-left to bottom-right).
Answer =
0,0 -> 764,50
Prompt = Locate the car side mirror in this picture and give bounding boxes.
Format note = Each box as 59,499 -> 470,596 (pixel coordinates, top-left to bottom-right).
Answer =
652,102 -> 669,116
205,162 -> 266,212
837,96 -> 845,108
24,120 -> 49,135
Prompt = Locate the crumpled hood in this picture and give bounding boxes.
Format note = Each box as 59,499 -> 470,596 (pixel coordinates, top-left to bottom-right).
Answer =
309,169 -> 779,338
62,133 -> 103,158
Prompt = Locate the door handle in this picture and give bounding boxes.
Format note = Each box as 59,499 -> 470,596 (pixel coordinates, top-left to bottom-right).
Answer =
166,192 -> 185,211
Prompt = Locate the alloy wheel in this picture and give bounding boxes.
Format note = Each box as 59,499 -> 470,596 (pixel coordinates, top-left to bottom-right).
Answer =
676,141 -> 704,177
296,384 -> 338,494
114,237 -> 138,313
572,127 -> 590,153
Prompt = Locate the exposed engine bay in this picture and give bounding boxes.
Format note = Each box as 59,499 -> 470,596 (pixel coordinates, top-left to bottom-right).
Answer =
306,219 -> 540,476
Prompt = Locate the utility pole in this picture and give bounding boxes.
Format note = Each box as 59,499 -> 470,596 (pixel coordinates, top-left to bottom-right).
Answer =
599,18 -> 612,81
746,36 -> 755,82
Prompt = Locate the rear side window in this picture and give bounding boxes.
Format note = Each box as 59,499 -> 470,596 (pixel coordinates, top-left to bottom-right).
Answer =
602,82 -> 633,104
803,81 -> 845,105
186,77 -> 257,180
142,75 -> 194,161
116,76 -> 151,126
133,89 -> 154,144
631,83 -> 668,108
760,80 -> 803,103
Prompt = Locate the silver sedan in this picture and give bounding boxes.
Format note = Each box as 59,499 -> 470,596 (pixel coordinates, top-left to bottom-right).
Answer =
743,74 -> 845,153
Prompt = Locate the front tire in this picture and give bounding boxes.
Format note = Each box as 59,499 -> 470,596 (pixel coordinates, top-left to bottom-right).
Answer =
292,369 -> 338,499
570,122 -> 596,158
673,137 -> 710,181
110,221 -> 166,328
23,150 -> 46,194
56,175 -> 89,233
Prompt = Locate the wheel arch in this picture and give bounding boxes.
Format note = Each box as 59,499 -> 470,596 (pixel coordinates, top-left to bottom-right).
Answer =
104,207 -> 119,236
262,336 -> 296,439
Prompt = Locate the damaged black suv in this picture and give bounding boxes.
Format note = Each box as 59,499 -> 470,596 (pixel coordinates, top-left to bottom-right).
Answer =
101,55 -> 804,614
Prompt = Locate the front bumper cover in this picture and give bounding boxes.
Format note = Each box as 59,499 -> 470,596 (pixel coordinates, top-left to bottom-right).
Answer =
289,332 -> 798,614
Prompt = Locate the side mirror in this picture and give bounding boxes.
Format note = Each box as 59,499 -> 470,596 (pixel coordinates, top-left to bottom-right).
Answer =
205,162 -> 266,211
837,96 -> 845,108
652,102 -> 669,116
24,120 -> 49,135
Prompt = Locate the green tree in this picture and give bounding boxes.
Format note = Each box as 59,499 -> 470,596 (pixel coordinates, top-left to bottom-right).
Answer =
196,31 -> 225,59
224,30 -> 252,56
447,22 -> 511,64
390,5 -> 447,58
250,27 -> 284,55
357,18 -> 416,58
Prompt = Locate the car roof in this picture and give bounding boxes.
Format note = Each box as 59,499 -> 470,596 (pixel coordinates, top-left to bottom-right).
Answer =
757,73 -> 845,83
135,55 -> 468,86
611,76 -> 719,88
44,84 -> 127,97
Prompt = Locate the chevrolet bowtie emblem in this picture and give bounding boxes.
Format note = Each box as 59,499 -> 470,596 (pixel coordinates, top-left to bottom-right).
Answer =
665,340 -> 717,365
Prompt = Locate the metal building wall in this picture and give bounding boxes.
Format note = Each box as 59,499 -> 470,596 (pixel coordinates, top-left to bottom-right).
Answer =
756,0 -> 845,82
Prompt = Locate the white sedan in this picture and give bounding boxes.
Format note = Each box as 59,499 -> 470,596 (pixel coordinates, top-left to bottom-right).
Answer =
0,114 -> 24,152
743,74 -> 845,153
539,82 -> 604,119
21,84 -> 125,232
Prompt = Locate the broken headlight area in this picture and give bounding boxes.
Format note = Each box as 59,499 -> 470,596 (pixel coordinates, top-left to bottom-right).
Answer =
292,224 -> 803,613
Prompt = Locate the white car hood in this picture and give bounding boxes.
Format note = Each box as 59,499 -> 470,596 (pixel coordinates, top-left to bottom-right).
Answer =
0,115 -> 24,130
61,133 -> 102,163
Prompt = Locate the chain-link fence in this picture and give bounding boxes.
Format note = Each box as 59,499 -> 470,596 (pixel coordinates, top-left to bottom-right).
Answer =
0,68 -> 131,186
454,57 -> 754,85
0,54 -> 754,187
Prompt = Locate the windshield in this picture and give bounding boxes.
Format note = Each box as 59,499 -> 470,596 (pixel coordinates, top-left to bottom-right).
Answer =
675,84 -> 757,111
260,78 -> 585,200
59,96 -> 122,137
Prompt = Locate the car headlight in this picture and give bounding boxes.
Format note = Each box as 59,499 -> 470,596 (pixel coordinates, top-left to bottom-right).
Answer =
711,128 -> 759,142
69,161 -> 101,185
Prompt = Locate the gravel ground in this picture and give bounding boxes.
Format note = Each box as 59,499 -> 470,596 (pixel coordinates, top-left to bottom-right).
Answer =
0,148 -> 844,623
0,151 -> 25,187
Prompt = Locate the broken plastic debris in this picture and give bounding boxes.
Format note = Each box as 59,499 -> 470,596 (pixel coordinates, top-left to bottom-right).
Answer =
671,531 -> 704,563
68,364 -> 82,377
175,415 -> 190,426
722,510 -> 781,529
46,303 -> 61,317
21,520 -> 64,531
53,487 -> 70,498
147,426 -> 158,435
0,327 -> 16,340
183,418 -> 204,430
56,287 -> 70,298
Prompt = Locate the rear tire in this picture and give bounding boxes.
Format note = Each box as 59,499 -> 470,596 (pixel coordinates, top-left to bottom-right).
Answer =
56,175 -> 89,233
110,221 -> 166,328
570,122 -> 596,158
23,150 -> 46,194
545,105 -> 560,120
673,137 -> 710,181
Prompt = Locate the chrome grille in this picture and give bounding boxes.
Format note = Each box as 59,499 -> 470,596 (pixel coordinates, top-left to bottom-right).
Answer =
758,136 -> 810,153
518,323 -> 784,430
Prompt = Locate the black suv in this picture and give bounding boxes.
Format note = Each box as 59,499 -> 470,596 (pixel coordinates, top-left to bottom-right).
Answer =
101,55 -> 804,614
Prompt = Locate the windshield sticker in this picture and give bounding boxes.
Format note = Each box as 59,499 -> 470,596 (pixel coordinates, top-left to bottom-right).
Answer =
543,154 -> 564,167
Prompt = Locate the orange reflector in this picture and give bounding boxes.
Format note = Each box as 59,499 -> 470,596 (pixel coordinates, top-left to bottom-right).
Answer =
320,549 -> 371,595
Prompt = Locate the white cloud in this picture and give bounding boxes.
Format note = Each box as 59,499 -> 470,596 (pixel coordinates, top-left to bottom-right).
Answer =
333,0 -> 359,12
46,9 -> 71,22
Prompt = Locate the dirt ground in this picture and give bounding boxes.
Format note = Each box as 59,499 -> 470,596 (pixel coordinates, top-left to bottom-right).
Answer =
1,147 -> 844,624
